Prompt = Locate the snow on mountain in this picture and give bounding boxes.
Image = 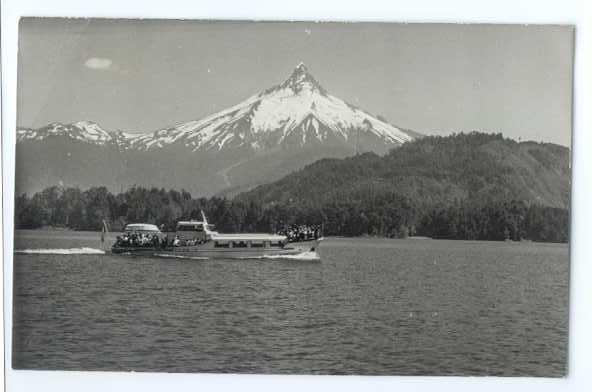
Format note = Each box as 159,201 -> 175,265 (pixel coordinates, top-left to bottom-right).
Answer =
130,63 -> 415,152
17,64 -> 415,154
17,121 -> 112,143
16,121 -> 140,149
15,64 -> 420,196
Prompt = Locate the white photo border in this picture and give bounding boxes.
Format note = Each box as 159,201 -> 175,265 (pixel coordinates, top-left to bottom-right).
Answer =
2,1 -> 590,391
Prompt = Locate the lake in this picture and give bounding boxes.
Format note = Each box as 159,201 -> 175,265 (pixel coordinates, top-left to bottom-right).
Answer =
11,230 -> 569,376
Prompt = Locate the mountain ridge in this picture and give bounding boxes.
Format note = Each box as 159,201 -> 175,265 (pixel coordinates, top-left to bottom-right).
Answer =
237,132 -> 571,210
18,63 -> 415,153
16,63 -> 418,196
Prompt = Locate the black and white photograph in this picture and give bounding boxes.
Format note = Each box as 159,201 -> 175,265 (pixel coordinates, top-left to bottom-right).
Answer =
9,18 -> 573,377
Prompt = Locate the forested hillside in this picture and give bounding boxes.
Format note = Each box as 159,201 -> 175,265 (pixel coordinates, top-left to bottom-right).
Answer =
240,132 -> 570,209
14,133 -> 571,242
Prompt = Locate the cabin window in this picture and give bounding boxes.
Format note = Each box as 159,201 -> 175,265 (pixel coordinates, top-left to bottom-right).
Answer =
233,241 -> 248,248
214,241 -> 230,248
251,242 -> 264,248
177,224 -> 204,232
270,241 -> 283,248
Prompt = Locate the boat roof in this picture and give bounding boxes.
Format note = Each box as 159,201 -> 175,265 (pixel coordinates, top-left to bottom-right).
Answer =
124,223 -> 161,232
211,233 -> 287,241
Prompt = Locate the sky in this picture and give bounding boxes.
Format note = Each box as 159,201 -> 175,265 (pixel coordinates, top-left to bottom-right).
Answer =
18,19 -> 573,146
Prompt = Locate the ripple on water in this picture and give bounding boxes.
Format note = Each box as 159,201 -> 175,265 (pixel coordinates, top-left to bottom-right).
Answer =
11,232 -> 569,376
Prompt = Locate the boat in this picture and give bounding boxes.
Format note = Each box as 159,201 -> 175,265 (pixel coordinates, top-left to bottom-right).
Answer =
111,223 -> 166,255
111,212 -> 322,259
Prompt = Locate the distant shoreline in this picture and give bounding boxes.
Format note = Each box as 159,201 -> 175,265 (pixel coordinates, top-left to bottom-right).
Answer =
19,226 -> 75,231
14,228 -> 568,244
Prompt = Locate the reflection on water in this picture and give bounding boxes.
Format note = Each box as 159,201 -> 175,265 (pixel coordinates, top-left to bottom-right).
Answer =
11,230 -> 569,376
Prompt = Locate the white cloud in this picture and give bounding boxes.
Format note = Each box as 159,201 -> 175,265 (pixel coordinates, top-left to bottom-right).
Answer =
84,57 -> 113,70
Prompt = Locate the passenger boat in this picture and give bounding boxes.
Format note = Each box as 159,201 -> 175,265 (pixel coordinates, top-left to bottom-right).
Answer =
111,223 -> 166,255
111,212 -> 322,259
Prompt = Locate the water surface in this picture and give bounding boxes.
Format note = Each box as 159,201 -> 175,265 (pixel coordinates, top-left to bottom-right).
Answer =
12,230 -> 569,376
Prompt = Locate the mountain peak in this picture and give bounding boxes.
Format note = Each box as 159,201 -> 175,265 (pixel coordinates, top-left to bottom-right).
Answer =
293,62 -> 309,75
18,64 -> 416,155
73,120 -> 100,128
279,63 -> 325,93
17,120 -> 115,144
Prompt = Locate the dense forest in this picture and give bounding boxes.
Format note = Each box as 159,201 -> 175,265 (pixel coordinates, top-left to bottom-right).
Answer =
240,132 -> 570,209
14,133 -> 570,243
14,185 -> 569,242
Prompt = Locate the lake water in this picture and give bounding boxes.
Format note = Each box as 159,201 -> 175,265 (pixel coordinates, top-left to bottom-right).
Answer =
11,230 -> 569,376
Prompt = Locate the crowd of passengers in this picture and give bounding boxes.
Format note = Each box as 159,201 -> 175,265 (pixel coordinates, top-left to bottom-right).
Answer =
115,232 -> 207,248
277,224 -> 321,242
115,232 -> 166,248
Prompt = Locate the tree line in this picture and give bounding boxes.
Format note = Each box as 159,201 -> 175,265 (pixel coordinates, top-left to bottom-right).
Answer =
15,185 -> 569,243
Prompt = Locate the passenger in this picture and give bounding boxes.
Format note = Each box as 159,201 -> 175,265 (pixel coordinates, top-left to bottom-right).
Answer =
173,235 -> 180,247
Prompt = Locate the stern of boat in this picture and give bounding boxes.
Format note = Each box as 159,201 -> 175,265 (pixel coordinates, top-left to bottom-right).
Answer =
309,237 -> 323,252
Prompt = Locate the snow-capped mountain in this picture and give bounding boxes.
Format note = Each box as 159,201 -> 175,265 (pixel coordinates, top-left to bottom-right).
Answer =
17,121 -> 113,143
130,63 -> 414,152
18,64 -> 415,153
16,120 -> 137,149
16,64 -> 418,196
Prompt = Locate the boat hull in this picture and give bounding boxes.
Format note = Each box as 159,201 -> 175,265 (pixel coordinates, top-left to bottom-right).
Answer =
111,238 -> 322,259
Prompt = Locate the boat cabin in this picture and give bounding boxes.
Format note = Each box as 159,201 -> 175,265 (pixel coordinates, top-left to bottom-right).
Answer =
124,223 -> 162,235
175,220 -> 213,242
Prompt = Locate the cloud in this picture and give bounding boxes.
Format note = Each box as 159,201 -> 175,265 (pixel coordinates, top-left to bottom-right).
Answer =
84,57 -> 113,70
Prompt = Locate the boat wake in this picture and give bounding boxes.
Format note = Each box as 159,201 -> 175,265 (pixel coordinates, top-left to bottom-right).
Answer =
14,247 -> 106,255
